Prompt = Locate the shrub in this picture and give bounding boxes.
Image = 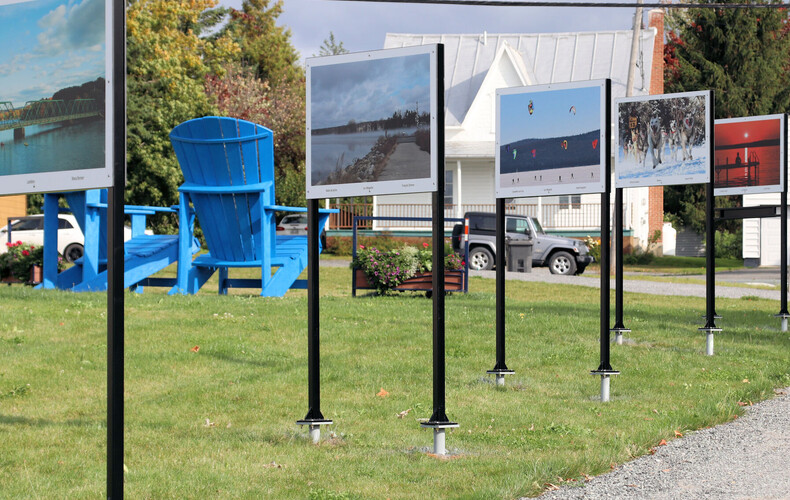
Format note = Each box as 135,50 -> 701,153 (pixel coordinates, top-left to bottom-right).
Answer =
715,229 -> 742,259
351,243 -> 464,294
584,236 -> 600,263
0,241 -> 44,283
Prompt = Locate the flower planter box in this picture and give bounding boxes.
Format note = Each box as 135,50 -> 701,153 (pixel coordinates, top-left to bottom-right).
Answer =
353,268 -> 465,295
1,265 -> 42,285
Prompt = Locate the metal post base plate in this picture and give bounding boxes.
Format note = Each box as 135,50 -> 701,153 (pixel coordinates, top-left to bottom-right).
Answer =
486,369 -> 515,386
296,419 -> 333,444
421,421 -> 459,456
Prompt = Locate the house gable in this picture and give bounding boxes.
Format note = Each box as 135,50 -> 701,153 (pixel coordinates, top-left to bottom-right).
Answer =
453,42 -> 530,144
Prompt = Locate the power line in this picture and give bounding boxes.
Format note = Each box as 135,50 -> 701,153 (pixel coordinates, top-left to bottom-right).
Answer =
332,0 -> 790,9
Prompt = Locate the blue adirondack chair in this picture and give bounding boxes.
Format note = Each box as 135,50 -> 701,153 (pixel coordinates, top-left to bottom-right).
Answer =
37,189 -> 199,292
169,116 -> 336,297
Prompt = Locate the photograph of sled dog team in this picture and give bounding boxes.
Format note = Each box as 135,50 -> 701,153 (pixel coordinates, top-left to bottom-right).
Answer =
616,92 -> 709,187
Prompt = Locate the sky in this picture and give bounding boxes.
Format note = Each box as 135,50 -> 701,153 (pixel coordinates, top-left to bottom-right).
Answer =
715,117 -> 781,148
0,0 -> 105,107
499,85 -> 601,143
309,51 -> 431,129
219,0 -> 643,61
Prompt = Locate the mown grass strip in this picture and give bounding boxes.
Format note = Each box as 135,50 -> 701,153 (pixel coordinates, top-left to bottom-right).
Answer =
0,266 -> 787,499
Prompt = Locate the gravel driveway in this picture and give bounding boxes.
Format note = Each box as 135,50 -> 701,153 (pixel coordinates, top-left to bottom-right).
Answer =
535,388 -> 790,499
469,268 -> 782,300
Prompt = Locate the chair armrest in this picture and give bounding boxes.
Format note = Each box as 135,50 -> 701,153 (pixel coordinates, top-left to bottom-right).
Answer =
264,205 -> 339,214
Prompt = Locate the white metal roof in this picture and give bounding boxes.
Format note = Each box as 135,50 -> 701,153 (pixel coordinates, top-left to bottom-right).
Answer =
384,29 -> 657,128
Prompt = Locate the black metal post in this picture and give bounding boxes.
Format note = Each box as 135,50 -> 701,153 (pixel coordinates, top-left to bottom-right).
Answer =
776,114 -> 788,328
699,91 -> 720,355
704,180 -> 716,329
611,187 -> 630,337
781,190 -> 788,316
297,198 -> 331,426
427,45 -> 453,425
593,79 -> 616,375
487,198 -> 514,382
107,0 -> 126,497
597,192 -> 613,372
702,91 -> 719,332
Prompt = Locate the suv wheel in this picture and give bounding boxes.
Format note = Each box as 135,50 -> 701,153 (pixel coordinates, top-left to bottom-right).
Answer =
469,247 -> 494,271
63,243 -> 84,263
548,251 -> 576,275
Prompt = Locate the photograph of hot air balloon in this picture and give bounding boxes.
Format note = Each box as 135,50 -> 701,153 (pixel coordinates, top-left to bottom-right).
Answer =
306,44 -> 440,199
614,90 -> 711,188
714,114 -> 785,196
495,80 -> 608,199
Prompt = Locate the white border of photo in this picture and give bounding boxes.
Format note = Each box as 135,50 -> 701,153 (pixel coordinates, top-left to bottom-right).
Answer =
305,44 -> 439,200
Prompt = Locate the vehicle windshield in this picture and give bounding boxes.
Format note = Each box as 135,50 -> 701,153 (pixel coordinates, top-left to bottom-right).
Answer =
531,218 -> 546,234
506,217 -> 531,235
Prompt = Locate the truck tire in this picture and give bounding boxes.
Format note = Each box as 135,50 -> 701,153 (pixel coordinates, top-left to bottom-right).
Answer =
469,247 -> 494,271
548,251 -> 576,275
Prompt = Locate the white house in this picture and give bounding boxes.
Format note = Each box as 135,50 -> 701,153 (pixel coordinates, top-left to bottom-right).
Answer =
357,10 -> 668,249
742,193 -> 787,267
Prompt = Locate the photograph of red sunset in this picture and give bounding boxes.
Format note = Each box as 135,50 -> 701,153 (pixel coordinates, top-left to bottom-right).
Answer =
714,116 -> 784,194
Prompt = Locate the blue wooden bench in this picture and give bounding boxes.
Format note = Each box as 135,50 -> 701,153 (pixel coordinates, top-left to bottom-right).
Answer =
169,116 -> 336,297
38,189 -> 199,292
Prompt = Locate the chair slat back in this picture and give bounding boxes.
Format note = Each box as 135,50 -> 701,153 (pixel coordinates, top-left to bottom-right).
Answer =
170,117 -> 275,262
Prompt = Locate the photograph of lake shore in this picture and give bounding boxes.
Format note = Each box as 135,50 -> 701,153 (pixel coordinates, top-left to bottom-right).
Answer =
0,0 -> 110,195
307,46 -> 438,199
496,81 -> 607,198
714,115 -> 785,196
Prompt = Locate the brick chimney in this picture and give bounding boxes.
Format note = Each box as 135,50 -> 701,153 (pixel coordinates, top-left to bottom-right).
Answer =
648,8 -> 665,253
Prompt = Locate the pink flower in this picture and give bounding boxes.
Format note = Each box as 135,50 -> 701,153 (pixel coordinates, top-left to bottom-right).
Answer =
422,242 -> 429,248
359,244 -> 365,250
22,250 -> 29,256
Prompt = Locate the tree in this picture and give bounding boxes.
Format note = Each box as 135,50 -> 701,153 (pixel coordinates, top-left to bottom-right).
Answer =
219,0 -> 302,84
663,2 -> 790,234
665,2 -> 790,118
205,64 -> 307,207
125,0 -> 238,231
317,32 -> 348,56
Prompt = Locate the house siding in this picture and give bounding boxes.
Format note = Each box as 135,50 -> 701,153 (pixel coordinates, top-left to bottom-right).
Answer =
0,195 -> 27,228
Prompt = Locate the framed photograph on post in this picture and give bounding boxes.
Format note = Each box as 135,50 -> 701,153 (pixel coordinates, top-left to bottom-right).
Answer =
714,114 -> 785,196
0,0 -> 114,195
495,80 -> 609,199
306,44 -> 440,199
615,90 -> 711,188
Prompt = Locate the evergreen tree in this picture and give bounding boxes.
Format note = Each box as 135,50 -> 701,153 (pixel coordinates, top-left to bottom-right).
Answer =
665,1 -> 790,118
317,32 -> 348,56
219,0 -> 302,84
663,1 -> 790,235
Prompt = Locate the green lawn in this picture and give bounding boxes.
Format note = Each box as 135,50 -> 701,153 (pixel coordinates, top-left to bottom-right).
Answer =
1,267 -> 788,499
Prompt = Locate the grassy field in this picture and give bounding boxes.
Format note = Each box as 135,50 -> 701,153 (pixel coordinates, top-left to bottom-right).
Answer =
1,266 -> 788,499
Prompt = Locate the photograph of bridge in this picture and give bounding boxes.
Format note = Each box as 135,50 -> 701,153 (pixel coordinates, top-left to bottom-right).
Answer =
0,0 -> 108,192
